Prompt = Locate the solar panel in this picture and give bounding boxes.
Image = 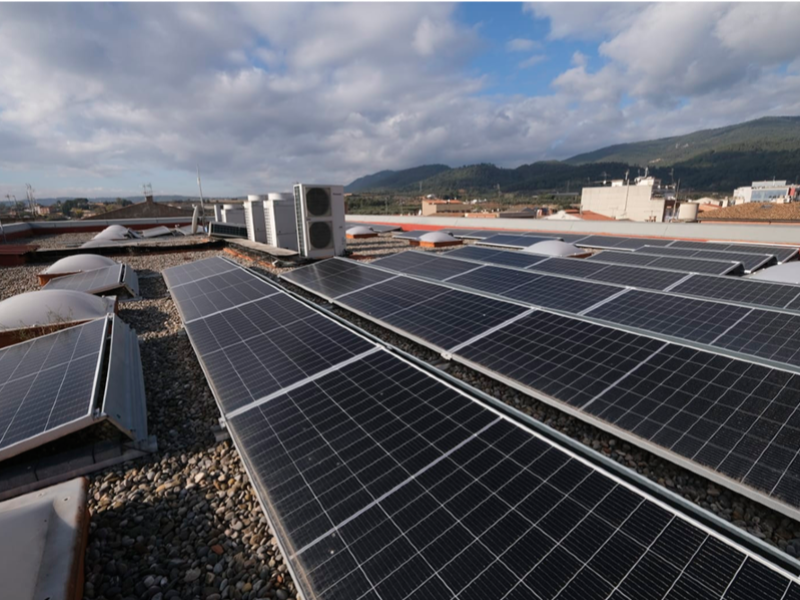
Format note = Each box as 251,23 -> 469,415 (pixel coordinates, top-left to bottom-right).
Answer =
502,274 -> 622,314
279,259 -> 398,301
451,310 -> 800,516
447,266 -> 543,296
162,256 -> 240,287
43,265 -> 125,295
669,274 -> 800,311
443,246 -> 504,262
0,318 -> 106,460
444,246 -> 552,269
587,251 -> 741,275
372,252 -> 480,282
208,222 -> 248,239
187,310 -> 374,414
577,264 -> 688,291
634,246 -> 775,273
169,268 -> 281,322
478,234 -> 560,249
338,278 -> 529,351
449,230 -> 496,240
583,289 -> 753,346
227,348 -> 799,600
122,264 -> 140,297
670,240 -> 798,263
528,258 -> 610,279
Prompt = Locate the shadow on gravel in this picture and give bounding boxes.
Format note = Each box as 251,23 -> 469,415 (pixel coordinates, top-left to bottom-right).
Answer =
84,483 -> 285,600
117,306 -> 171,335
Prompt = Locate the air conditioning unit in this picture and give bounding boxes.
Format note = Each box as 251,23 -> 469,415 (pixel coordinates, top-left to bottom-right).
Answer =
208,222 -> 248,239
244,195 -> 268,243
293,184 -> 345,259
264,193 -> 298,251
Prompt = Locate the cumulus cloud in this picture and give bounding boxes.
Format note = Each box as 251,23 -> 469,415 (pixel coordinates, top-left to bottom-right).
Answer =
507,38 -> 540,52
0,3 -> 799,197
519,55 -> 547,69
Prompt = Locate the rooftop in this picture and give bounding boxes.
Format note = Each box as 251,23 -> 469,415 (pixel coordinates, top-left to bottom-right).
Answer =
2,225 -> 800,599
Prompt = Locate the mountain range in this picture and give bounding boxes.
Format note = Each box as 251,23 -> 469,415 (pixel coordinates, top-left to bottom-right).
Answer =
346,116 -> 800,195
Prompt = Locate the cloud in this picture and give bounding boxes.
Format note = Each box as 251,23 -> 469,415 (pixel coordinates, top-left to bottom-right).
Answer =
0,3 -> 799,198
519,55 -> 547,69
506,38 -> 540,52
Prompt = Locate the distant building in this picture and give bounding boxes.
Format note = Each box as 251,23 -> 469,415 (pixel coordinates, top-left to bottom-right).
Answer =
421,200 -> 467,216
580,176 -> 678,222
733,180 -> 798,204
34,205 -> 51,216
83,195 -> 193,220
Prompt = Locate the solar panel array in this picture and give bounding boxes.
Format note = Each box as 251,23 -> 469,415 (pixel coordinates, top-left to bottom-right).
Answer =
633,246 -> 775,273
587,251 -> 742,275
291,256 -> 800,518
43,264 -> 134,296
169,256 -> 800,600
670,240 -> 798,264
0,318 -> 106,460
575,236 -> 675,250
443,247 -> 800,310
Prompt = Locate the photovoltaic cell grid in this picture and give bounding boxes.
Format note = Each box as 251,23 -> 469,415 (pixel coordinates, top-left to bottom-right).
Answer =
634,246 -> 775,273
445,248 -> 687,292
282,260 -> 399,301
451,310 -> 800,514
371,253 -> 800,374
371,252 -> 481,282
170,268 -> 282,322
44,264 -> 125,294
162,256 -> 240,287
227,337 -> 800,600
587,251 -> 740,275
168,256 -> 800,599
446,246 -> 552,269
0,317 -> 106,457
669,240 -> 798,264
670,275 -> 800,311
336,276 -> 530,351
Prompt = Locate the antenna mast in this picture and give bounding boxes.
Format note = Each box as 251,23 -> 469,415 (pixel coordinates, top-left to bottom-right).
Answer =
196,165 -> 205,228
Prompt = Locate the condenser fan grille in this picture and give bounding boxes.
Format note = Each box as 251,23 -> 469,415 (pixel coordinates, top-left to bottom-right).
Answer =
309,221 -> 333,249
306,187 -> 331,216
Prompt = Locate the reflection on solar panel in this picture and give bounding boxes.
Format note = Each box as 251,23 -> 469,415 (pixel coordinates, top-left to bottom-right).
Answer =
587,251 -> 742,275
170,256 -> 800,600
452,310 -> 800,517
576,236 -> 675,250
281,259 -> 398,300
43,264 -> 136,296
634,246 -> 775,273
670,241 -> 798,263
670,274 -> 800,311
445,248 -> 687,291
371,252 -> 480,282
583,290 -> 753,345
478,234 -> 561,249
0,318 -> 106,460
446,246 -> 551,269
449,230 -> 496,240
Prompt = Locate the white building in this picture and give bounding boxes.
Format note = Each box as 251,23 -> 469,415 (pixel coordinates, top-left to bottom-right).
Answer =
580,176 -> 678,222
733,180 -> 798,204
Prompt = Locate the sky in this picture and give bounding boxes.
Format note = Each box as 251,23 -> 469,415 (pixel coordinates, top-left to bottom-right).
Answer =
1,2 -> 800,199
